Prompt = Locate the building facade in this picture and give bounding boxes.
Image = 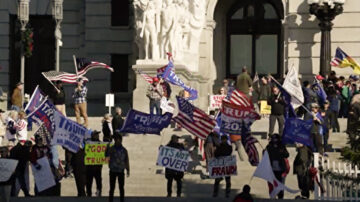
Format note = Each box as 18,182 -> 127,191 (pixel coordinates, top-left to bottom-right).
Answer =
0,0 -> 359,115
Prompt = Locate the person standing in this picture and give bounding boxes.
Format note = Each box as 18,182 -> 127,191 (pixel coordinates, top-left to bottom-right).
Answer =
51,81 -> 66,116
233,184 -> 253,202
86,131 -> 103,197
266,134 -> 289,199
102,114 -> 113,142
293,143 -> 313,199
112,106 -> 124,135
347,94 -> 360,142
15,111 -> 27,143
213,135 -> 233,198
204,132 -> 220,170
267,86 -> 286,136
165,135 -> 185,197
236,67 -> 252,97
73,78 -> 88,128
305,103 -> 324,155
11,82 -> 23,112
146,77 -> 163,115
0,147 -> 14,202
5,111 -> 17,146
106,134 -> 130,202
71,147 -> 87,196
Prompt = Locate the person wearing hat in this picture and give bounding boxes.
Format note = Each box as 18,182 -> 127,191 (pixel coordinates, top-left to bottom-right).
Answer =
10,82 -> 23,112
165,135 -> 185,197
105,133 -> 130,202
146,77 -> 163,115
305,103 -> 324,155
267,85 -> 286,136
73,78 -> 88,128
235,66 -> 252,97
51,81 -> 66,116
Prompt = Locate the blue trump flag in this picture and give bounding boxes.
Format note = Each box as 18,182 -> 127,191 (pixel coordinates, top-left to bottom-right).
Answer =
27,99 -> 56,134
282,118 -> 313,147
312,82 -> 327,105
25,85 -> 45,114
161,61 -> 198,100
120,109 -> 173,135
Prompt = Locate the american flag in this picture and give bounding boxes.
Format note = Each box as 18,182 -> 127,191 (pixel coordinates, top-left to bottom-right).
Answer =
225,89 -> 253,108
137,70 -> 154,84
42,71 -> 89,84
241,134 -> 259,166
157,65 -> 167,77
76,58 -> 114,76
173,96 -> 216,139
330,47 -> 360,74
34,124 -> 52,145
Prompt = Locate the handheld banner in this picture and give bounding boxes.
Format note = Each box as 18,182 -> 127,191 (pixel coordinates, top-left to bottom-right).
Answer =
0,159 -> 18,182
208,155 -> 237,178
160,97 -> 175,113
52,111 -> 89,153
209,95 -> 226,110
120,109 -> 172,135
31,157 -> 56,192
260,101 -> 271,114
156,146 -> 191,172
84,143 -> 112,165
27,99 -> 56,134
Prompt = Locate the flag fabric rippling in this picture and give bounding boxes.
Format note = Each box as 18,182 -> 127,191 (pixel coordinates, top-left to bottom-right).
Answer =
241,134 -> 259,166
76,58 -> 114,76
331,47 -> 360,74
42,71 -> 88,84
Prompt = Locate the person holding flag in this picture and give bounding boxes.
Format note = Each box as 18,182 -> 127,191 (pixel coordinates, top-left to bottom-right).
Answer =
304,103 -> 324,155
267,86 -> 286,137
50,81 -> 66,116
146,77 -> 163,115
293,143 -> 313,199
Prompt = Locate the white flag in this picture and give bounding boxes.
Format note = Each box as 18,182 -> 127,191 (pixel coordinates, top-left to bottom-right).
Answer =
252,151 -> 298,198
282,66 -> 304,109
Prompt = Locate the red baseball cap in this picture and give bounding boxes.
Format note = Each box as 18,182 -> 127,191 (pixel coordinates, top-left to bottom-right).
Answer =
153,77 -> 159,82
316,75 -> 324,80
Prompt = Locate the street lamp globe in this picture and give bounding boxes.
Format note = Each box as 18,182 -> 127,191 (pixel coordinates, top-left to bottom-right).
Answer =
53,0 -> 63,28
17,0 -> 30,31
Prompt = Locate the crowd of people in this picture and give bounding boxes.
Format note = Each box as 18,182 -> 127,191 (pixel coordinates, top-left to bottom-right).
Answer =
1,66 -> 359,201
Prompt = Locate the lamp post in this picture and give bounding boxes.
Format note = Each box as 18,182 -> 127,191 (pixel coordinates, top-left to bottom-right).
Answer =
308,0 -> 345,76
17,0 -> 29,100
52,0 -> 63,72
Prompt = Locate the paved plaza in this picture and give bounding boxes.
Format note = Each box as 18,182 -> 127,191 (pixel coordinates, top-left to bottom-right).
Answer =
18,117 -> 349,200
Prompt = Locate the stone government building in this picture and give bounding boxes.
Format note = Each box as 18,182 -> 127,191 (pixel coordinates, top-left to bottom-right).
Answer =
0,0 -> 359,115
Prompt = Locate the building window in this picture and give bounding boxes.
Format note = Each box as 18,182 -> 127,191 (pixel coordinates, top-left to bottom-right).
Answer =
111,0 -> 129,26
111,54 -> 129,93
227,0 -> 283,77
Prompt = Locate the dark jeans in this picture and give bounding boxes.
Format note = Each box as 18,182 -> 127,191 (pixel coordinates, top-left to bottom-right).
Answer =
86,166 -> 102,196
149,99 -> 161,115
274,171 -> 284,199
65,149 -> 73,174
72,150 -> 86,197
35,182 -> 61,196
213,177 -> 231,197
329,111 -> 340,132
312,133 -> 324,155
11,172 -> 30,197
297,172 -> 310,198
167,176 -> 182,197
269,115 -> 285,136
109,171 -> 125,202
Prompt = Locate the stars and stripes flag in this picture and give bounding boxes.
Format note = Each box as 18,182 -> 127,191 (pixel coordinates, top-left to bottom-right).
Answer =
157,65 -> 167,77
137,70 -> 154,84
225,89 -> 253,108
241,133 -> 259,166
331,47 -> 360,74
173,96 -> 216,139
76,58 -> 114,76
42,71 -> 89,84
34,123 -> 52,145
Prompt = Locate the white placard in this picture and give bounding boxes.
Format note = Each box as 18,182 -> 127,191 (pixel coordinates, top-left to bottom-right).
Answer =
106,94 -> 115,107
208,155 -> 237,178
31,157 -> 56,192
156,146 -> 191,172
0,159 -> 18,182
160,97 -> 175,113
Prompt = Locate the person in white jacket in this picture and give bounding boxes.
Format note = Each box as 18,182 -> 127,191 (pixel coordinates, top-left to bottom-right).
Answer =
16,111 -> 28,143
5,110 -> 18,146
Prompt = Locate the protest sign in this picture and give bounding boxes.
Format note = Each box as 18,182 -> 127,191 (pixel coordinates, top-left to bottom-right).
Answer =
209,95 -> 226,110
260,101 -> 271,114
120,109 -> 172,135
84,142 -> 112,165
208,155 -> 237,178
31,157 -> 56,192
156,146 -> 191,172
0,159 -> 18,182
160,97 -> 175,113
27,99 -> 56,133
52,111 -> 89,153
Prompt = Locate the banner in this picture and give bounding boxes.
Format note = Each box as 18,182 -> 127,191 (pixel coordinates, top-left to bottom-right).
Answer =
0,159 -> 18,182
282,66 -> 304,109
120,109 -> 172,135
84,143 -> 112,165
156,146 -> 191,172
160,97 -> 175,113
220,101 -> 258,134
282,118 -> 313,147
25,85 -> 45,114
162,61 -> 198,100
209,95 -> 226,110
260,100 -> 271,114
52,111 -> 89,153
27,99 -> 56,134
31,157 -> 56,192
208,155 -> 237,178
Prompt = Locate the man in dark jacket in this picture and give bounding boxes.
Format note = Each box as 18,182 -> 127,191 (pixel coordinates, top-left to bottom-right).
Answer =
165,135 -> 185,197
106,133 -> 130,202
293,143 -> 313,199
347,95 -> 360,142
267,86 -> 286,136
112,107 -> 124,135
305,103 -> 324,154
236,67 -> 252,97
71,148 -> 87,196
51,81 -> 66,116
213,135 -> 233,198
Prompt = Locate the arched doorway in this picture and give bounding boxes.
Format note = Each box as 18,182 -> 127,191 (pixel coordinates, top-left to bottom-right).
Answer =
226,0 -> 284,78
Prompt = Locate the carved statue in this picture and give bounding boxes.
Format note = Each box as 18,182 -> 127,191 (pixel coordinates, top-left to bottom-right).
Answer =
133,0 -> 148,59
188,0 -> 206,53
140,1 -> 160,60
160,0 -> 177,59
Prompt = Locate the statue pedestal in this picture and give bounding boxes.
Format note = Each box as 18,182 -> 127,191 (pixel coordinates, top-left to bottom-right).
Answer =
132,62 -> 210,113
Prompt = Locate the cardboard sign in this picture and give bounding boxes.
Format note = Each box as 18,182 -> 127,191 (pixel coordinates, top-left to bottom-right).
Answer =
84,143 -> 112,165
0,159 -> 18,182
209,95 -> 226,110
156,146 -> 191,172
260,100 -> 271,114
160,97 -> 175,113
31,157 -> 56,192
208,155 -> 237,178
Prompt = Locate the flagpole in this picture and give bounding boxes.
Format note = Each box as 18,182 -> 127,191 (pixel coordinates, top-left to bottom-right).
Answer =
270,76 -> 312,115
42,73 -> 60,92
73,55 -> 78,78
